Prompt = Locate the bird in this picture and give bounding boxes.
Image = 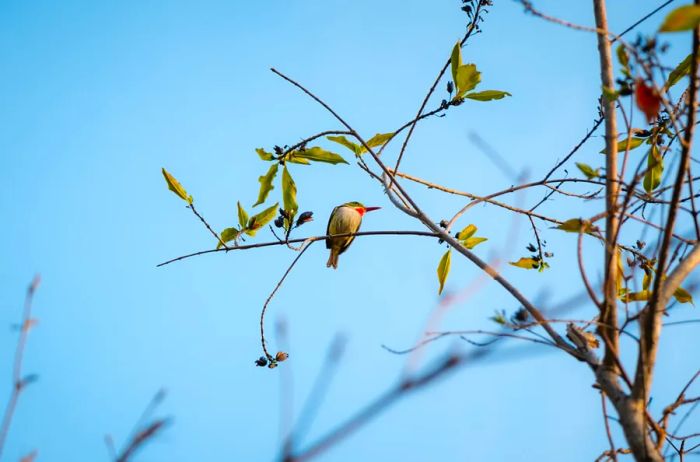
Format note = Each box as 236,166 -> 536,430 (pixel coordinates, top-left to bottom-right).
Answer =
325,201 -> 380,269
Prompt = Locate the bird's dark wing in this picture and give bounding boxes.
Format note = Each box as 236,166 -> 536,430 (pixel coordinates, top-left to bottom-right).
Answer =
337,219 -> 361,255
325,206 -> 338,249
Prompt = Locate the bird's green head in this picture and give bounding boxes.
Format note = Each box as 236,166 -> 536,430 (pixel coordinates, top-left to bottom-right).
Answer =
341,201 -> 381,216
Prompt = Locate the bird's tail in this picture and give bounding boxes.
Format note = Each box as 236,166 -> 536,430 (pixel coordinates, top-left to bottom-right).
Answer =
326,249 -> 339,269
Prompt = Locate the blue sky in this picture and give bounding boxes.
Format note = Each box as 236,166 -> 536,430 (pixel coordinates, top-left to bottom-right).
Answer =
0,1 -> 698,461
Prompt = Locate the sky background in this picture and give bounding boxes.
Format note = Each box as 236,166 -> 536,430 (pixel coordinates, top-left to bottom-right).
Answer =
0,1 -> 698,461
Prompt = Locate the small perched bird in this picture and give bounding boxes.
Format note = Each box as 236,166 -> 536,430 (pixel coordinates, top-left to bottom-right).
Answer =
326,201 -> 380,269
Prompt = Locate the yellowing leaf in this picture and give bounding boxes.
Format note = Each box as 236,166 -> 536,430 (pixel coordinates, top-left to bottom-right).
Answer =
616,248 -> 624,293
365,132 -> 395,149
556,218 -> 597,234
575,162 -> 600,179
285,152 -> 311,165
161,168 -> 193,204
292,147 -> 348,164
282,166 -> 298,217
218,227 -> 240,249
253,163 -> 279,207
237,201 -> 249,228
600,137 -> 645,154
643,145 -> 663,193
246,203 -> 279,236
437,249 -> 452,295
509,257 -> 540,270
642,268 -> 653,291
457,224 -> 477,241
464,90 -> 511,101
327,135 -> 362,156
659,5 -> 700,32
450,41 -> 462,88
620,290 -> 651,302
674,286 -> 694,304
256,148 -> 275,161
455,64 -> 481,98
463,237 -> 488,249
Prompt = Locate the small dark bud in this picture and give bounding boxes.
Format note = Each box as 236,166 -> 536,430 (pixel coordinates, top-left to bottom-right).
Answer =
275,351 -> 289,362
440,99 -> 449,109
255,357 -> 268,367
526,243 -> 537,253
274,216 -> 284,228
636,130 -> 651,138
274,145 -> 283,155
619,85 -> 633,96
514,307 -> 529,323
439,220 -> 448,229
544,251 -> 554,258
636,240 -> 646,249
296,211 -> 314,226
446,81 -> 454,94
279,208 -> 290,219
268,362 -> 278,369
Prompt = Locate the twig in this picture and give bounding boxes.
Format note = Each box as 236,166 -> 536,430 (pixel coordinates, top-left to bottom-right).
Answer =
260,241 -> 314,361
391,1 -> 487,180
188,203 -> 228,250
158,230 -> 439,267
601,391 -> 618,462
0,275 -> 41,458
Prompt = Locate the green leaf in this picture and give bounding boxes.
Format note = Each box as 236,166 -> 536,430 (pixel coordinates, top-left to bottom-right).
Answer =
464,90 -> 511,101
281,166 -> 298,217
509,257 -> 540,270
253,163 -> 279,207
490,310 -> 507,325
256,148 -> 275,161
666,52 -> 693,89
659,5 -> 700,32
454,64 -> 481,98
643,145 -> 663,193
327,135 -> 362,156
292,147 -> 348,164
555,218 -> 598,234
463,237 -> 488,249
365,132 -> 395,149
575,162 -> 600,179
237,201 -> 249,228
161,168 -> 193,204
217,227 -> 240,249
600,136 -> 645,154
457,224 -> 477,241
616,44 -> 630,74
246,203 -> 279,236
436,249 -> 452,295
450,41 -> 462,88
674,286 -> 694,304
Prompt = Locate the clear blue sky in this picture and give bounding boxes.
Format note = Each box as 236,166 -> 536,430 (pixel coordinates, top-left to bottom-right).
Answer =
1,1 -> 698,461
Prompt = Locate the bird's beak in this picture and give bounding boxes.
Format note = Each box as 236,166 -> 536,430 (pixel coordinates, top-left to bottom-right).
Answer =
364,206 -> 381,212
